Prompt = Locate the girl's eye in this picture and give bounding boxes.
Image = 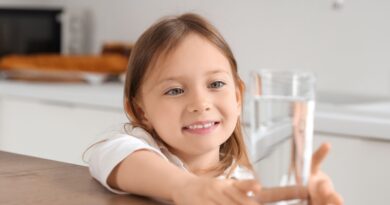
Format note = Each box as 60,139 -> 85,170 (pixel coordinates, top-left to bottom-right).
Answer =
209,81 -> 226,89
164,88 -> 184,96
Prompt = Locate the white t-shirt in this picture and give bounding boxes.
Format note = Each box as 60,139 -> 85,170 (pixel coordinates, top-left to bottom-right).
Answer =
85,125 -> 254,194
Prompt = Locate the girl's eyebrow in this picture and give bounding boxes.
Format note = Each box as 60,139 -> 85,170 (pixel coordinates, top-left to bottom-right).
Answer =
156,69 -> 231,86
206,69 -> 231,76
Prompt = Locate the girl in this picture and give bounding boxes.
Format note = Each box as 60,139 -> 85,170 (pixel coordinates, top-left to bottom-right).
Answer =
86,13 -> 343,205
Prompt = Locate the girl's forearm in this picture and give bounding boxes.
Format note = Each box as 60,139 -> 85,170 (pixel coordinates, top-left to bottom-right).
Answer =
107,149 -> 194,201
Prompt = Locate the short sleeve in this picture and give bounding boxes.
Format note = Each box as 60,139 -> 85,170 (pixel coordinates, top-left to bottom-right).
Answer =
87,134 -> 167,194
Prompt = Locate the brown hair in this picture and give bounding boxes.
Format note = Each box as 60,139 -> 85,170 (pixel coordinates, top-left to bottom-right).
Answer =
123,13 -> 251,177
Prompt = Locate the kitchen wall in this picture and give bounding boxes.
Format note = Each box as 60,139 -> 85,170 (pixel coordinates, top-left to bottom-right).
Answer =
1,0 -> 390,97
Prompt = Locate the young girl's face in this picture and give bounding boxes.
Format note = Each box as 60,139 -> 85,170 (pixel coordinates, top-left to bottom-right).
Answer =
138,33 -> 241,163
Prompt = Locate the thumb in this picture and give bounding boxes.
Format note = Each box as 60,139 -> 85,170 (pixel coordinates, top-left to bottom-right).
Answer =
257,186 -> 308,203
312,143 -> 331,174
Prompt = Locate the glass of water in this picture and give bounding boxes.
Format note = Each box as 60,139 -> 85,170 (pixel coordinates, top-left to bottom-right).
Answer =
245,69 -> 316,205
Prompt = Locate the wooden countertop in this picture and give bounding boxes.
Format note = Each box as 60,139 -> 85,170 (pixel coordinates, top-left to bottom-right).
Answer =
0,151 -> 163,205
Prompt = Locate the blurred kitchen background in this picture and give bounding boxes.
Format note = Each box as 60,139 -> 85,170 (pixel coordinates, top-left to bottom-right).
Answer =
0,0 -> 389,204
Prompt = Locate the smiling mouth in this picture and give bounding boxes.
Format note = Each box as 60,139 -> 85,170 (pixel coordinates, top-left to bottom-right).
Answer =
182,121 -> 220,131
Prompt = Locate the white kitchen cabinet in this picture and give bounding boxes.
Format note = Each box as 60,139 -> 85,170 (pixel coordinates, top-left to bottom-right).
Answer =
314,132 -> 390,205
0,96 -> 128,166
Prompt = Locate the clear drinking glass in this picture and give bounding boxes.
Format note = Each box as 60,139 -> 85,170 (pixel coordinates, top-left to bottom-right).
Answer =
245,69 -> 316,205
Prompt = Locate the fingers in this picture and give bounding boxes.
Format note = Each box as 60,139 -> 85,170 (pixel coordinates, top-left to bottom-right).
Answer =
327,192 -> 344,205
223,180 -> 261,205
256,186 -> 308,203
312,143 -> 331,174
234,180 -> 310,204
315,179 -> 334,197
232,180 -> 342,205
223,185 -> 259,205
211,189 -> 238,205
315,180 -> 343,205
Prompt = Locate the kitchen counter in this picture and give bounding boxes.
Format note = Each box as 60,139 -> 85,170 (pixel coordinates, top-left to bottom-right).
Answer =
315,92 -> 390,141
0,80 -> 128,165
1,80 -> 389,141
1,81 -> 388,205
0,80 -> 124,110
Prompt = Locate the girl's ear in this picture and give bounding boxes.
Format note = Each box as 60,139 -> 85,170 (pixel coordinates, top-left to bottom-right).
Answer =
235,80 -> 245,115
133,97 -> 152,127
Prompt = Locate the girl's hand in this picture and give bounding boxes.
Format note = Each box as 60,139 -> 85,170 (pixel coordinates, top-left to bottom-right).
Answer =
172,143 -> 343,205
172,176 -> 261,205
308,143 -> 344,205
252,143 -> 344,205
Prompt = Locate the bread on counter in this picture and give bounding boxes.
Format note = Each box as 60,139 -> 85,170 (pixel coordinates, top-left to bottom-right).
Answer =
0,54 -> 128,83
0,54 -> 128,74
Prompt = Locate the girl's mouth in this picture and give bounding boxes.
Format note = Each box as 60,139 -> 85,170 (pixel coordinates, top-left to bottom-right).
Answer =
182,121 -> 220,135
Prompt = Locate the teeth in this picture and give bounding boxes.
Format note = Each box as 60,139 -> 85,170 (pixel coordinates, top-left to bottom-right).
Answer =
188,122 -> 214,130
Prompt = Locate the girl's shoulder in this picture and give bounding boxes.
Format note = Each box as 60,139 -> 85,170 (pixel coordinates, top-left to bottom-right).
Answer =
86,124 -> 188,172
94,123 -> 160,149
122,125 -> 160,148
83,124 -> 164,164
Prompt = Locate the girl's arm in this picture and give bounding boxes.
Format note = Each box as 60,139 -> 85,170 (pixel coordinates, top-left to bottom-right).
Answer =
107,149 -> 193,200
107,149 -> 262,205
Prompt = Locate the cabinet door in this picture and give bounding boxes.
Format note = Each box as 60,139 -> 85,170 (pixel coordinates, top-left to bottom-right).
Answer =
0,97 -> 128,166
314,133 -> 390,205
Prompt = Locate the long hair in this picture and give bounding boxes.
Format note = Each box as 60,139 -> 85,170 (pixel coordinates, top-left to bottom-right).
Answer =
123,13 -> 251,176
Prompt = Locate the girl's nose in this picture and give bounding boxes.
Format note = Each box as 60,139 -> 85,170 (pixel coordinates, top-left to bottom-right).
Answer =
187,101 -> 211,113
186,86 -> 212,113
187,94 -> 211,113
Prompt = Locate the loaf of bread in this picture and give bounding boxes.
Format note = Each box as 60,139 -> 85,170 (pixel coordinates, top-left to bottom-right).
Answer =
0,54 -> 128,75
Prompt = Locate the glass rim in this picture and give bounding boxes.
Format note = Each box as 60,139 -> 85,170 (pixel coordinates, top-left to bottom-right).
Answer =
251,69 -> 316,81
